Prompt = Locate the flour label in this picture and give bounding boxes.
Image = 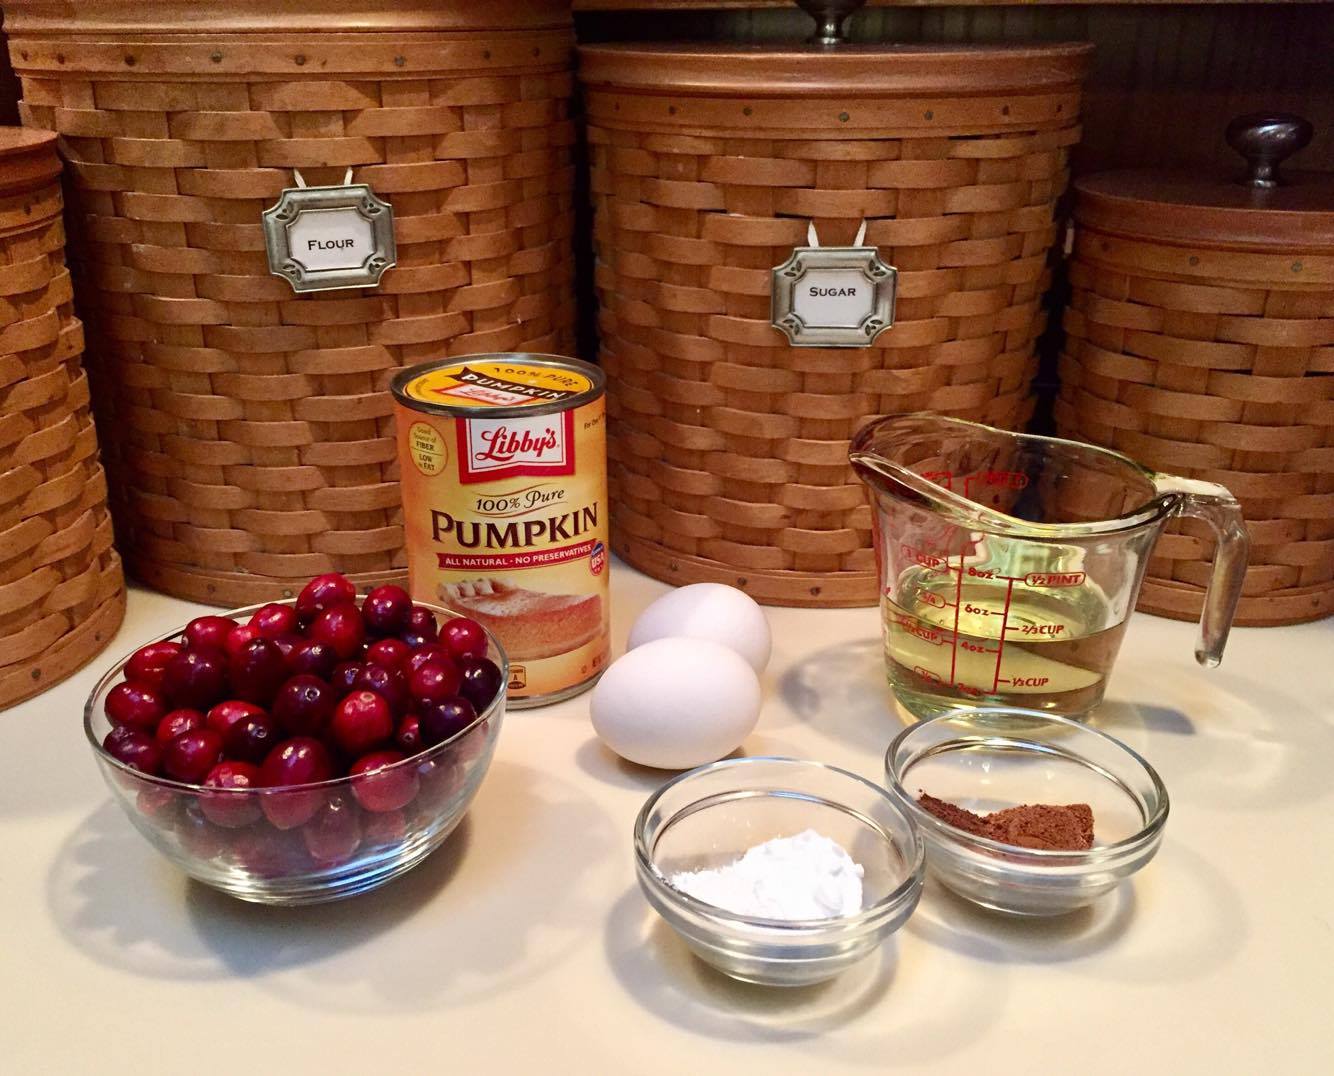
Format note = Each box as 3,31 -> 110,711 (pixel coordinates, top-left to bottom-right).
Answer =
263,181 -> 396,293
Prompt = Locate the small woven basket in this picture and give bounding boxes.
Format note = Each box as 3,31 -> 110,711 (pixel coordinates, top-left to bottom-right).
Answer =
0,128 -> 125,709
1056,115 -> 1334,626
3,0 -> 577,606
581,40 -> 1091,606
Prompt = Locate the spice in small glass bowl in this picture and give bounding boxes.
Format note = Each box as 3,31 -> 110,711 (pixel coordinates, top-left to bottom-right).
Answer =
884,707 -> 1169,916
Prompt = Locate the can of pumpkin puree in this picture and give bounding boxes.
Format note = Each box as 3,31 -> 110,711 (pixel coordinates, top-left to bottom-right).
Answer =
391,355 -> 609,708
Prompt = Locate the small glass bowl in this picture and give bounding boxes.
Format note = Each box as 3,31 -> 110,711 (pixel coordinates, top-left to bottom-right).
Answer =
885,707 -> 1169,916
634,757 -> 925,987
86,598 -> 506,905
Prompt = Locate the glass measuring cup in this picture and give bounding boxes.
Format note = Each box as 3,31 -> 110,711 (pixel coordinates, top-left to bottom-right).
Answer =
850,414 -> 1248,720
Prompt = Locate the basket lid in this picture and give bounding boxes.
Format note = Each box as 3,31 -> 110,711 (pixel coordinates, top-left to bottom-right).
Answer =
1075,114 -> 1334,251
578,42 -> 1092,97
0,128 -> 61,196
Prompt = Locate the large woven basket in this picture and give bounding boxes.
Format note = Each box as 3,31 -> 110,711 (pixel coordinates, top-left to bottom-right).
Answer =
581,42 -> 1091,606
0,128 -> 124,709
1056,121 -> 1334,626
3,0 -> 576,606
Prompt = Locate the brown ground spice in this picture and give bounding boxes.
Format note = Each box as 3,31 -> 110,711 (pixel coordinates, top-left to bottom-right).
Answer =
917,793 -> 1095,851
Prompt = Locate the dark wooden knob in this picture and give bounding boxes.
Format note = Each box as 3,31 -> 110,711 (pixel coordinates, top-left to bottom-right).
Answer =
1225,113 -> 1313,189
794,0 -> 868,45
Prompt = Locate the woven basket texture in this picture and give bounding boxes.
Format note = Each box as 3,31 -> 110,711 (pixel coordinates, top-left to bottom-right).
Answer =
4,5 -> 576,606
0,129 -> 125,709
1057,229 -> 1334,626
583,50 -> 1087,606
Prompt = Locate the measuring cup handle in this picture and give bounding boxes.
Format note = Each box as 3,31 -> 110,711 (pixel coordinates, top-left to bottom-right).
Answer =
1152,475 -> 1250,667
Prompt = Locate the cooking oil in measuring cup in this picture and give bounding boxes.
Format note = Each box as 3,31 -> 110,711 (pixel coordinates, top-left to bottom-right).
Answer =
851,414 -> 1250,724
883,562 -> 1128,719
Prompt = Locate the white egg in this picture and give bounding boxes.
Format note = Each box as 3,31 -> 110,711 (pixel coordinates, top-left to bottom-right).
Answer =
627,582 -> 772,674
590,637 -> 761,770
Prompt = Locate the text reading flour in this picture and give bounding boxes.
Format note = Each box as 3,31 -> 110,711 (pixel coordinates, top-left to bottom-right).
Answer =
669,829 -> 864,920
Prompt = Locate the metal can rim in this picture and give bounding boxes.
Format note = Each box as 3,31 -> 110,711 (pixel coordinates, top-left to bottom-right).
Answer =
390,353 -> 605,419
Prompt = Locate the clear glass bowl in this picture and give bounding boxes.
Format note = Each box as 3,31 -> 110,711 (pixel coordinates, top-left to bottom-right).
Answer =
85,598 -> 506,905
634,757 -> 925,987
884,707 -> 1169,916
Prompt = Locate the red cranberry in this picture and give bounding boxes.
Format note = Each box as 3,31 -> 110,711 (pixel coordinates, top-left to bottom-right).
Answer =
177,805 -> 225,860
287,639 -> 337,679
125,641 -> 183,689
227,638 -> 288,705
106,681 -> 167,731
349,750 -> 418,813
355,664 -> 410,715
365,637 -> 410,672
136,786 -> 178,822
415,757 -> 465,816
155,708 -> 206,745
259,736 -> 334,788
224,623 -> 262,659
330,661 -> 364,694
362,808 -> 408,845
459,656 -> 504,712
302,794 -> 362,866
250,602 -> 299,639
296,572 -> 357,623
259,737 -> 334,829
405,605 -> 439,642
103,726 -> 164,774
395,715 -> 423,755
224,711 -> 280,765
184,615 -> 238,653
200,761 -> 263,828
269,634 -> 301,663
227,826 -> 308,877
206,699 -> 265,738
311,603 -> 366,660
162,729 -> 225,783
362,584 -> 412,637
272,674 -> 337,736
404,643 -> 453,678
417,696 -> 476,747
441,617 -> 487,661
410,662 -> 463,707
161,649 -> 229,710
331,690 -> 394,757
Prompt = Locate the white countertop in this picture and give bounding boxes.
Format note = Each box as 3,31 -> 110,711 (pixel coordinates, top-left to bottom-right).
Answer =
4,560 -> 1332,1075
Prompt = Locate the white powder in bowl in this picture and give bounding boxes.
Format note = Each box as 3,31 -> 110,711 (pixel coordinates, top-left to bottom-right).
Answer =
668,829 -> 865,920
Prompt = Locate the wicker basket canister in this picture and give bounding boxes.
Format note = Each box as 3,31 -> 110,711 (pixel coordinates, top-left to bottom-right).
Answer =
581,34 -> 1091,607
3,0 -> 576,606
1057,115 -> 1334,626
0,128 -> 125,709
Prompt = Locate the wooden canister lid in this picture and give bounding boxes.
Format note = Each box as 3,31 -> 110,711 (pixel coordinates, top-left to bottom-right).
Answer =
1075,114 -> 1334,252
578,42 -> 1092,97
0,128 -> 61,196
0,0 -> 572,34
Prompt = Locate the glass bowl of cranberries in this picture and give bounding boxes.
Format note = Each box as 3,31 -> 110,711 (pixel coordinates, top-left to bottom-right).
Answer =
85,574 -> 508,905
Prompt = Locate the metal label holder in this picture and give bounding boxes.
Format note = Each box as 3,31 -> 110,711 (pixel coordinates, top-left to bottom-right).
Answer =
771,221 -> 897,348
263,168 -> 397,294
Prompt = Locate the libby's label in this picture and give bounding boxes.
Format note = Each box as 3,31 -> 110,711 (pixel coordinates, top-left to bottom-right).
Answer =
457,412 -> 576,483
395,365 -> 609,705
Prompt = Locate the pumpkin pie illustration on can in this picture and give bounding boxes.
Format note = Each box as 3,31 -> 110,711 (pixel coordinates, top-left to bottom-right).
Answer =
392,355 -> 610,707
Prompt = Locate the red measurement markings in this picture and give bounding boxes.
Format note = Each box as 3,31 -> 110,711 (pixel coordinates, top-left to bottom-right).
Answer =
921,471 -> 954,490
913,666 -> 944,685
949,546 -> 966,686
1006,622 -> 1066,637
998,676 -> 1050,688
900,543 -> 950,573
991,578 -> 1016,692
920,590 -> 947,609
1025,571 -> 1087,588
